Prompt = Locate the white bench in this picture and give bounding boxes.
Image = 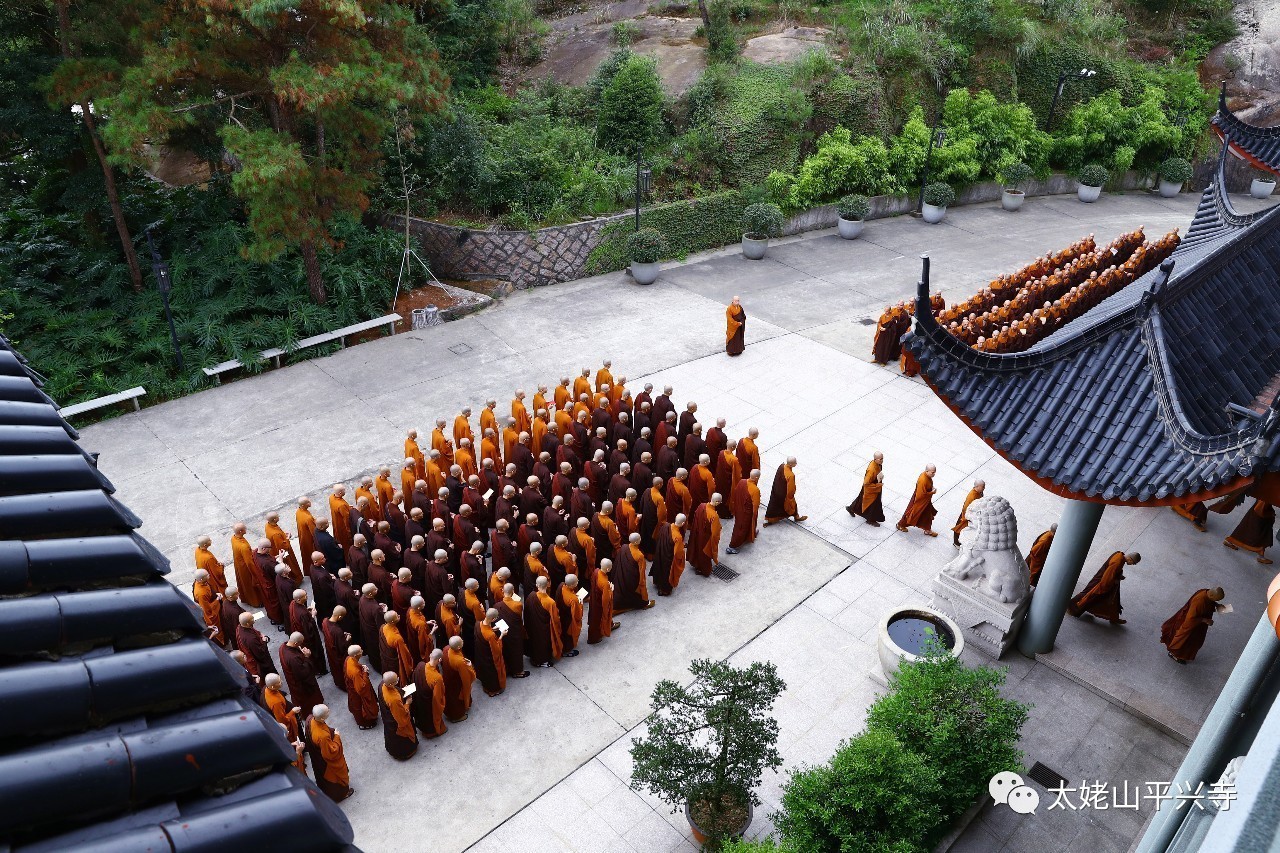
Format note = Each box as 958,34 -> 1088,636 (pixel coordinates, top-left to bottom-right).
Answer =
203,314 -> 402,383
58,386 -> 146,418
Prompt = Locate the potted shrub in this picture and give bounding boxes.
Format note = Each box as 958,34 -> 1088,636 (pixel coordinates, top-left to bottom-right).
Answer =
741,202 -> 784,260
835,194 -> 870,239
999,162 -> 1033,212
1251,174 -> 1277,199
1077,164 -> 1109,203
921,182 -> 954,224
630,659 -> 785,846
626,227 -> 667,285
1158,157 -> 1193,198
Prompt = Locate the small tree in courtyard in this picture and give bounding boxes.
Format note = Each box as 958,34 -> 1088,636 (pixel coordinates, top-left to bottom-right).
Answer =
596,54 -> 664,156
630,658 -> 786,846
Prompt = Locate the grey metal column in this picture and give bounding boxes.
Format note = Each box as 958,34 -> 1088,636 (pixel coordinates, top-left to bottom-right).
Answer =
1017,499 -> 1105,656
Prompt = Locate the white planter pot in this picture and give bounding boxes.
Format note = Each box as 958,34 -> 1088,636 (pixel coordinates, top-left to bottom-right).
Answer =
876,605 -> 965,679
836,216 -> 865,239
1077,184 -> 1102,203
630,261 -> 660,285
741,235 -> 769,260
1157,179 -> 1183,198
1251,178 -> 1276,199
921,203 -> 947,224
1001,190 -> 1025,211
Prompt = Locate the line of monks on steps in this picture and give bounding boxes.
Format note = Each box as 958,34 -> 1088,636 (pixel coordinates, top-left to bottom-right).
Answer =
188,362 -> 811,803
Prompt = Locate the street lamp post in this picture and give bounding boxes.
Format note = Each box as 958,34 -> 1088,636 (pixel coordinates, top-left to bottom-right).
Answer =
1046,68 -> 1096,132
144,228 -> 183,371
634,149 -> 652,232
916,127 -> 947,214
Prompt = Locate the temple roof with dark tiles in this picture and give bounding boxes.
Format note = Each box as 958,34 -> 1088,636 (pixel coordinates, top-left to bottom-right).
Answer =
1212,84 -> 1280,177
904,113 -> 1280,505
0,335 -> 359,853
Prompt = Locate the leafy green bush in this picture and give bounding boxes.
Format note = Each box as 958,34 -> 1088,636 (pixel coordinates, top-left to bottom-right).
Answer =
775,728 -> 944,853
1159,157 -> 1193,184
1077,163 -> 1110,186
742,202 -> 784,238
837,194 -> 871,220
597,54 -> 665,155
1052,86 -> 1199,174
922,182 -> 955,207
810,70 -> 892,140
789,129 -> 898,209
611,20 -> 639,47
865,650 -> 1029,821
705,0 -> 739,63
999,161 -> 1033,189
584,190 -> 746,274
625,227 -> 668,263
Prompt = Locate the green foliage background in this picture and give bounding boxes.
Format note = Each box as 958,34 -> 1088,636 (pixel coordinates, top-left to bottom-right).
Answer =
583,191 -> 746,275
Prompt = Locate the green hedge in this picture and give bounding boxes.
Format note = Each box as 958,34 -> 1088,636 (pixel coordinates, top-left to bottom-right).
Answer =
584,190 -> 746,275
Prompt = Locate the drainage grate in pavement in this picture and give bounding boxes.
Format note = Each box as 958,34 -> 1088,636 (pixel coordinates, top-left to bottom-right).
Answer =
859,317 -> 876,326
711,564 -> 739,582
1027,761 -> 1069,790
448,342 -> 473,355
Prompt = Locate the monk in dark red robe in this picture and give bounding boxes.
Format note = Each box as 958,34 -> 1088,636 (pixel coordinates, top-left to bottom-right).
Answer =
728,471 -> 762,552
218,587 -> 247,651
613,533 -> 653,611
379,673 -> 418,760
412,651 -> 449,737
1025,524 -> 1056,587
279,632 -> 325,715
555,575 -> 584,656
236,612 -> 276,678
764,458 -> 806,524
651,516 -> 687,595
689,496 -> 723,577
846,454 -> 884,526
1068,552 -> 1139,624
726,297 -> 746,356
1161,587 -> 1224,663
474,609 -> 508,695
497,585 -> 530,679
1225,500 -> 1276,564
524,576 -> 563,667
288,589 -> 327,675
896,465 -> 938,536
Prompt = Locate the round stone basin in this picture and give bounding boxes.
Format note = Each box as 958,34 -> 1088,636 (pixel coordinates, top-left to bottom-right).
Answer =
876,605 -> 964,678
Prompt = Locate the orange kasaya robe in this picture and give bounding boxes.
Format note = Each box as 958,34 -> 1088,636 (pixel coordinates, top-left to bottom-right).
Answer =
764,464 -> 798,522
689,503 -> 722,576
356,485 -> 380,520
381,681 -> 417,741
381,622 -> 415,685
1025,529 -> 1055,587
418,662 -> 448,737
432,427 -> 454,468
690,465 -> 716,512
454,414 -> 474,449
557,582 -> 584,650
729,478 -> 761,548
193,578 -> 220,635
502,427 -> 520,467
669,523 -> 687,588
401,467 -> 417,500
1226,500 -> 1276,555
1067,551 -> 1126,621
628,542 -> 650,604
667,478 -> 692,522
266,687 -> 305,770
897,472 -> 938,532
595,367 -> 614,394
531,417 -> 548,456
195,547 -> 228,595
231,532 -> 263,607
554,384 -> 572,412
425,459 -> 445,495
480,407 -> 499,441
488,571 -> 505,606
437,602 -> 462,642
847,459 -> 885,524
478,622 -> 507,694
344,656 -> 379,727
552,546 -> 577,585
725,304 -> 746,356
1161,589 -> 1218,662
536,590 -> 565,661
533,390 -> 549,415
951,488 -> 983,538
376,475 -> 395,518
481,435 -> 503,470
406,437 -> 426,481
456,446 -> 477,480
266,520 -> 301,583
406,607 -> 434,662
442,646 -> 477,721
587,569 -> 614,644
554,409 -> 573,440
715,450 -> 742,518
574,529 -> 598,584
463,588 -> 486,627
573,375 -> 592,402
329,494 -> 354,552
295,508 -> 317,574
736,437 -> 761,478
308,716 -> 351,797
511,399 -> 532,436
617,498 -> 638,542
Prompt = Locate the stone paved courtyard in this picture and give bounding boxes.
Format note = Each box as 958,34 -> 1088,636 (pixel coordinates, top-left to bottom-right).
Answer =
78,191 -> 1278,852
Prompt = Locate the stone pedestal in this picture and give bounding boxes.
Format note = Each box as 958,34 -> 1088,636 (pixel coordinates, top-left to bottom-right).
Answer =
932,573 -> 1029,658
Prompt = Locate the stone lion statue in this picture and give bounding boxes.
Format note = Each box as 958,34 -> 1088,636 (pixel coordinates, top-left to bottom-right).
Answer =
941,495 -> 1030,605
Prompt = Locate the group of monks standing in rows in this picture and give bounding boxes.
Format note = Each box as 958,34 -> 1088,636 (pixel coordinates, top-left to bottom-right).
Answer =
188,360 -> 814,802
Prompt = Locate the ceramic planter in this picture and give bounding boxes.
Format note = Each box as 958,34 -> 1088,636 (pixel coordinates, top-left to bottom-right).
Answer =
836,216 -> 865,239
741,235 -> 768,260
1251,178 -> 1276,199
876,605 -> 964,679
630,261 -> 660,285
1158,179 -> 1183,198
921,203 -> 947,224
1077,184 -> 1102,203
686,798 -> 753,846
1001,190 -> 1025,211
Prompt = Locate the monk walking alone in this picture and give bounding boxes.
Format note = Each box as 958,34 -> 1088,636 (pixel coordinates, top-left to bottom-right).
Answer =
846,452 -> 885,527
1161,587 -> 1224,664
1025,524 -> 1056,587
1224,499 -> 1277,564
897,465 -> 939,536
726,296 -> 746,356
764,457 -> 807,525
951,480 -> 985,547
1068,552 -> 1140,625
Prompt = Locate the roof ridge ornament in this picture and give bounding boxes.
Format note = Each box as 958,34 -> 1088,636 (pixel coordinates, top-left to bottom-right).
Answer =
915,254 -> 935,330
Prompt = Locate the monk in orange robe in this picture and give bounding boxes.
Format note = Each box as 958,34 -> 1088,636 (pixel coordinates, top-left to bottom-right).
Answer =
846,453 -> 885,526
263,673 -> 303,754
690,457 -> 716,514
193,570 -> 221,637
526,575 -> 564,666
432,418 -> 454,469
295,499 -> 317,575
764,458 -> 806,525
379,673 -> 418,760
714,444 -> 742,519
405,596 -> 435,662
356,476 -> 380,520
306,706 -> 352,802
552,380 -> 570,412
588,559 -> 619,643
728,470 -> 762,552
481,429 -> 503,471
650,515 -> 687,595
1161,587 -> 1224,663
456,439 -> 477,480
441,635 -> 477,722
406,430 -> 426,481
1068,552 -> 1139,624
481,401 -> 500,442
344,646 -> 379,728
736,427 -> 761,477
1025,524 -> 1056,587
401,459 -> 417,501
454,407 -> 475,448
411,650 -> 449,737
595,360 -> 614,393
475,609 -> 508,696
896,465 -> 939,536
726,296 -> 746,356
1225,500 -> 1276,564
194,536 -> 228,595
425,451 -> 446,495
951,480 -> 985,547
556,574 -> 585,654
265,511 -> 301,582
329,485 -> 354,552
511,390 -> 532,436
379,612 -> 415,685
666,469 -> 693,523
376,468 -> 395,518
502,421 -> 520,466
689,494 -> 724,576
573,368 -> 592,402
231,523 -> 263,607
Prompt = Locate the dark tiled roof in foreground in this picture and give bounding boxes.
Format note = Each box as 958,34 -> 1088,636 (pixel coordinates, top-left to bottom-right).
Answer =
905,144 -> 1280,504
0,337 -> 358,852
